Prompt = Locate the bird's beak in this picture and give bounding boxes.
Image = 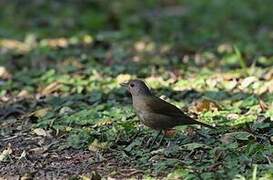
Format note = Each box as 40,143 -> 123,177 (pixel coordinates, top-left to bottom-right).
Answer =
120,82 -> 129,87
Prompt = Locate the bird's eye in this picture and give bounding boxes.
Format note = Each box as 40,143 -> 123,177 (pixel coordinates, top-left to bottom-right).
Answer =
130,83 -> 135,87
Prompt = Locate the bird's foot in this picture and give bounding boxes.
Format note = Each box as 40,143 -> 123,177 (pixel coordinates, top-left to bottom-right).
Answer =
145,130 -> 165,148
145,137 -> 155,148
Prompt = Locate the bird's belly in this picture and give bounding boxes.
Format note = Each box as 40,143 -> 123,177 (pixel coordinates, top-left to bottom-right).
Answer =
136,110 -> 176,130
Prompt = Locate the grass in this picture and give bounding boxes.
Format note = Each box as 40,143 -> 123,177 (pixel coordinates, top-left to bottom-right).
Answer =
0,0 -> 273,179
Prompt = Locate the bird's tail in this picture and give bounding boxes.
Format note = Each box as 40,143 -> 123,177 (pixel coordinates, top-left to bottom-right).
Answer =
180,113 -> 216,129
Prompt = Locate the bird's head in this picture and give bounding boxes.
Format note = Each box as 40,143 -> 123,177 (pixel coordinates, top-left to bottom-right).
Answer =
120,79 -> 152,96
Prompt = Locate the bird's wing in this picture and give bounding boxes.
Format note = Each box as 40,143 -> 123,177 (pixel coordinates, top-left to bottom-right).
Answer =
144,96 -> 215,128
144,96 -> 184,117
144,96 -> 194,123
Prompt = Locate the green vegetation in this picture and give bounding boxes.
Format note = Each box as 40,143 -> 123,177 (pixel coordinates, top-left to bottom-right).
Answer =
0,0 -> 273,179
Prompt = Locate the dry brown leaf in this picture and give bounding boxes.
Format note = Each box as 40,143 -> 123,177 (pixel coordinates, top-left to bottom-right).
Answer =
40,82 -> 61,95
259,98 -> 268,112
240,76 -> 257,89
267,80 -> 273,93
20,172 -> 34,180
263,68 -> 273,80
256,84 -> 269,95
40,38 -> 69,48
33,128 -> 48,137
191,99 -> 221,113
0,144 -> 12,162
93,119 -> 113,128
256,80 -> 273,95
31,107 -> 51,118
17,89 -> 32,99
0,39 -> 30,52
0,66 -> 12,80
88,139 -> 108,152
222,73 -> 239,80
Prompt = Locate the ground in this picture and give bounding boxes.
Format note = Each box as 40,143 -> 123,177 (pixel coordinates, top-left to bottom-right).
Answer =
0,0 -> 273,179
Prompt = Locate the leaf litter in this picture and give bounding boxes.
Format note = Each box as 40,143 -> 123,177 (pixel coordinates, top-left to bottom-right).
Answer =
1,1 -> 273,179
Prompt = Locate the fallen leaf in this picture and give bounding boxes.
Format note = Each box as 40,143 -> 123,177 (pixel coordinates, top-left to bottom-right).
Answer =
40,38 -> 69,48
93,119 -> 113,128
217,43 -> 233,54
20,172 -> 34,180
30,107 -> 51,118
259,98 -> 268,112
267,80 -> 273,93
59,106 -> 74,115
227,113 -> 240,121
18,150 -> 27,160
80,175 -> 91,180
88,139 -> 109,152
33,128 -> 48,137
223,79 -> 238,90
40,82 -> 62,95
17,89 -> 32,99
0,66 -> 12,80
240,76 -> 257,89
150,148 -> 165,155
0,39 -> 30,52
0,144 -> 12,162
117,74 -> 132,84
191,99 -> 221,113
29,147 -> 48,154
263,68 -> 273,80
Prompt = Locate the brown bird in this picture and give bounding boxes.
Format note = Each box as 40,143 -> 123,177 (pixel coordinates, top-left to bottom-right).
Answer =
121,79 -> 215,146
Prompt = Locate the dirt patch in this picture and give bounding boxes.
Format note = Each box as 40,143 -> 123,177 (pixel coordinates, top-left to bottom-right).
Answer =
0,128 -> 143,179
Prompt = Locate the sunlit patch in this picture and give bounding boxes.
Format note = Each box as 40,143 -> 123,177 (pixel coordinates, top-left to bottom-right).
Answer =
0,34 -> 93,54
217,43 -> 233,54
40,38 -> 69,48
38,81 -> 62,96
0,66 -> 12,80
0,39 -> 30,53
145,76 -> 170,89
117,74 -> 132,84
134,40 -> 155,53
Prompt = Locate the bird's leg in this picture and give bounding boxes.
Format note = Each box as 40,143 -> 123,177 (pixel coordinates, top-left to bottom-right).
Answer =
158,132 -> 165,146
148,130 -> 162,147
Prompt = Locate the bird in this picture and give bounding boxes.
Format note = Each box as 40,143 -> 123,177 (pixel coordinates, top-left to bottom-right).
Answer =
121,79 -> 215,146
